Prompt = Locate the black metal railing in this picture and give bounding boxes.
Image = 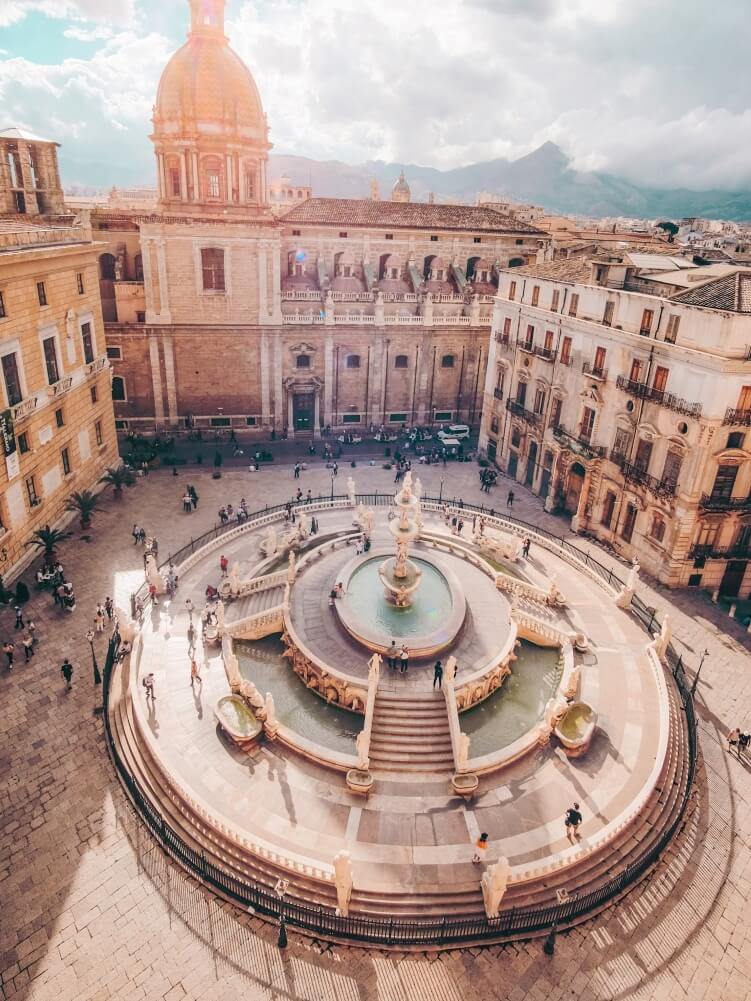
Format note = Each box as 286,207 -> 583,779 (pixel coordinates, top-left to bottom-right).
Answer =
688,543 -> 751,561
553,425 -> 606,460
506,399 -> 542,429
723,407 -> 751,427
616,375 -> 702,419
699,493 -> 751,512
105,495 -> 698,947
582,362 -> 608,381
609,452 -> 678,500
534,346 -> 556,362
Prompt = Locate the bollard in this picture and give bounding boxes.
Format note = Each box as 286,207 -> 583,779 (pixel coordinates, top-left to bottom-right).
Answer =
543,923 -> 556,955
711,589 -> 719,604
729,603 -> 737,619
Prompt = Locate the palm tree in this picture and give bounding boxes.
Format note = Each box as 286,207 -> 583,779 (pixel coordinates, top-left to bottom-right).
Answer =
26,525 -> 73,561
99,465 -> 135,498
65,490 -> 101,529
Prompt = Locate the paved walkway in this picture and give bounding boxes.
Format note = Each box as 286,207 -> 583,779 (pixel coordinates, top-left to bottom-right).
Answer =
1,459 -> 750,1000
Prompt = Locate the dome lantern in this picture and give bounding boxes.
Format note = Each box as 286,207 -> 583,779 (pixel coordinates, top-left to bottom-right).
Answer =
391,170 -> 411,204
189,0 -> 225,37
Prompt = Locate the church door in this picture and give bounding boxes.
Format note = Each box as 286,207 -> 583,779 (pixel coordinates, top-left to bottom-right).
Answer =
293,393 -> 314,431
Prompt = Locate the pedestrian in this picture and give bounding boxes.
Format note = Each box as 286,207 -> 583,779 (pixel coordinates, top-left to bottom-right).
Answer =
3,641 -> 14,670
95,603 -> 105,632
727,727 -> 741,756
294,463 -> 300,479
185,598 -> 194,620
740,732 -> 750,757
188,621 -> 196,654
522,537 -> 531,559
472,832 -> 489,864
143,672 -> 156,702
104,596 -> 114,620
149,582 -> 158,605
189,485 -> 199,510
22,631 -> 34,661
433,660 -> 443,688
190,658 -> 201,687
132,524 -> 140,545
565,802 -> 583,840
182,492 -> 192,513
306,489 -> 312,504
400,644 -> 409,674
220,554 -> 229,576
296,488 -> 303,502
507,489 -> 514,509
14,605 -> 24,629
26,619 -> 36,646
333,462 -> 338,477
60,658 -> 73,691
386,640 -> 398,671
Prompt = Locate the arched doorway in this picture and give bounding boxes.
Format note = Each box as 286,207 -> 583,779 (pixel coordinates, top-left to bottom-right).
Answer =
99,254 -> 116,280
564,462 -> 586,515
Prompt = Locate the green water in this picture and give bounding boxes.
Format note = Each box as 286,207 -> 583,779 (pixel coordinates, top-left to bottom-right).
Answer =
216,697 -> 262,738
460,642 -> 562,756
235,637 -> 362,753
345,557 -> 453,640
559,704 -> 594,739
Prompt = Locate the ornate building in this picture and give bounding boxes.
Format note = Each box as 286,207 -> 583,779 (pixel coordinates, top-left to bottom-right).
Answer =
97,0 -> 548,438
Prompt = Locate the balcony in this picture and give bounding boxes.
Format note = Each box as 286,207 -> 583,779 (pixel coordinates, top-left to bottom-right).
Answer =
534,346 -> 556,362
87,356 -> 109,377
11,396 -> 38,423
723,408 -> 751,426
48,376 -> 73,399
553,425 -> 606,460
493,387 -> 504,401
688,543 -> 751,561
506,399 -> 542,429
519,341 -> 535,355
699,493 -> 751,512
494,333 -> 512,351
609,451 -> 678,499
615,375 -> 702,419
582,362 -> 608,381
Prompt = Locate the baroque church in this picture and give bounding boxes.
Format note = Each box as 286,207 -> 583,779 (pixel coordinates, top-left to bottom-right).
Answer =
96,0 -> 547,437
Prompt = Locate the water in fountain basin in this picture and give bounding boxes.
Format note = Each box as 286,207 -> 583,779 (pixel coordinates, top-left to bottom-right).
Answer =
346,557 -> 453,639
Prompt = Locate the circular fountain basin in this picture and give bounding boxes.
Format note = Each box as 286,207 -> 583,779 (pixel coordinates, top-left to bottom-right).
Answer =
335,550 -> 466,658
555,702 -> 597,757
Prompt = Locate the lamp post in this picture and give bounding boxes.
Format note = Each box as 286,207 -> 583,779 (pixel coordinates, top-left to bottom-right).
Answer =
275,878 -> 290,949
690,648 -> 709,698
330,473 -> 335,502
86,628 -> 101,686
439,478 -> 444,503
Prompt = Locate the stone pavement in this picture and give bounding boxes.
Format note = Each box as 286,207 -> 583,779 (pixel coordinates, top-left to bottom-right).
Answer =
1,458 -> 751,1001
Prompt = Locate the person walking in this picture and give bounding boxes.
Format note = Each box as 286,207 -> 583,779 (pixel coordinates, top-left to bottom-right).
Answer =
306,489 -> 312,504
740,731 -> 750,757
472,832 -> 489,864
3,641 -> 14,670
564,803 -> 583,841
132,524 -> 140,545
187,621 -> 196,655
333,462 -> 338,477
399,644 -> 409,674
104,596 -> 114,620
220,554 -> 229,577
727,727 -> 741,756
433,660 -> 443,689
149,582 -> 158,606
14,605 -> 24,629
522,537 -> 531,559
22,631 -> 34,662
294,463 -> 300,479
189,485 -> 199,510
60,658 -> 73,691
190,658 -> 201,688
94,604 -> 105,632
143,672 -> 156,703
185,598 -> 194,620
506,489 -> 514,510
182,491 -> 192,513
386,641 -> 398,671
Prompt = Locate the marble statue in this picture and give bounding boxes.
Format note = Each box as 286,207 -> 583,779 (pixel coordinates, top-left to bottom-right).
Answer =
347,476 -> 356,506
355,731 -> 370,771
394,540 -> 409,578
402,470 -> 413,499
238,678 -> 265,713
264,692 -> 279,738
261,525 -> 277,557
298,512 -> 310,539
367,652 -> 381,682
626,559 -> 641,591
547,575 -> 565,607
655,615 -> 671,659
544,694 -> 569,730
287,551 -> 297,583
360,508 -> 374,539
214,600 -> 225,630
228,562 -> 241,596
562,660 -> 580,700
444,656 -> 457,684
333,849 -> 354,917
414,477 -> 423,501
481,857 -> 511,919
457,732 -> 470,770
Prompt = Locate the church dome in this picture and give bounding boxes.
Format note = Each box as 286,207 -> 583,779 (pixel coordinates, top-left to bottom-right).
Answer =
391,170 -> 411,203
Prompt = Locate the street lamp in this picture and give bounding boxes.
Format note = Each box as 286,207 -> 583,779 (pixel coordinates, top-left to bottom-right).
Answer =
85,628 -> 101,686
275,877 -> 290,949
439,478 -> 444,503
690,648 -> 709,698
330,473 -> 335,502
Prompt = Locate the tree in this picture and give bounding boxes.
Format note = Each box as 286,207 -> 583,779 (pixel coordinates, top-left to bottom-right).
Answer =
65,490 -> 101,529
99,465 -> 136,498
656,221 -> 679,243
26,525 -> 73,560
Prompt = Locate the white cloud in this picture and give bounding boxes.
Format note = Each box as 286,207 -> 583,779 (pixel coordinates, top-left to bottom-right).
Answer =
63,24 -> 113,40
0,0 -> 135,26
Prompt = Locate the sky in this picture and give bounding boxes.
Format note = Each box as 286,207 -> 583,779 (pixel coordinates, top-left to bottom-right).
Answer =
0,0 -> 750,192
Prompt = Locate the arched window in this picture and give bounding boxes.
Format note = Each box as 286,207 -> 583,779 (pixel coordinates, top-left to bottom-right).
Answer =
244,168 -> 256,201
441,354 -> 455,368
202,157 -> 223,200
134,254 -> 143,282
296,354 -> 311,369
394,355 -> 409,369
201,248 -> 225,292
99,254 -> 116,281
111,376 -> 126,402
346,354 -> 360,369
649,514 -> 666,543
508,257 -> 525,268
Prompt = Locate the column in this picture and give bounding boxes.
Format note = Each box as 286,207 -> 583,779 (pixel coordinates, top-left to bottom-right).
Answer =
260,332 -> 271,427
270,240 -> 283,324
287,391 -> 295,436
324,334 -> 334,428
155,240 -> 171,322
162,335 -> 178,426
157,154 -> 166,200
257,242 -> 268,323
273,337 -> 284,432
571,468 -> 591,534
149,335 -> 165,426
142,240 -> 159,323
191,151 -> 200,201
226,154 -> 233,202
234,153 -> 241,201
314,391 -> 321,439
180,151 -> 188,201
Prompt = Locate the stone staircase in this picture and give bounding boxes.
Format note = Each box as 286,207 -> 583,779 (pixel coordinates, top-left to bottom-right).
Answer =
224,584 -> 286,625
368,688 -> 455,773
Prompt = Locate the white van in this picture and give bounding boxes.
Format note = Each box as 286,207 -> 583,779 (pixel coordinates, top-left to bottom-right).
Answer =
438,424 -> 470,441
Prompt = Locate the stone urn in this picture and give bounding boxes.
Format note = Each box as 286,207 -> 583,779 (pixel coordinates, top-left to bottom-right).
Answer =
451,773 -> 479,800
555,702 -> 597,757
346,768 -> 374,797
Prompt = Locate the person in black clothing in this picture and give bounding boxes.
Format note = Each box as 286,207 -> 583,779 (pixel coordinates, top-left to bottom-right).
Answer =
564,803 -> 583,840
433,660 -> 443,689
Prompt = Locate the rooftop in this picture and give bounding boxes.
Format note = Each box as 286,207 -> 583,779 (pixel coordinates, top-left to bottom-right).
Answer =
0,126 -> 58,145
281,198 -> 545,235
670,271 -> 751,313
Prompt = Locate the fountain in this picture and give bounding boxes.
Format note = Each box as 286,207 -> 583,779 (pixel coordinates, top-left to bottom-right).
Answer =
379,471 -> 422,608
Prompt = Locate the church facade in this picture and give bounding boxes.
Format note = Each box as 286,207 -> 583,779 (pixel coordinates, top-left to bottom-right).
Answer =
96,0 -> 548,437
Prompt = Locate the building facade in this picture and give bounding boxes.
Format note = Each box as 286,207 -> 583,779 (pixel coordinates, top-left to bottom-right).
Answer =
479,251 -> 751,594
95,0 -> 547,439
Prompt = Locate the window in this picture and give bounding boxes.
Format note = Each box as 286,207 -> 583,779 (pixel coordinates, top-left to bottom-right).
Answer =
602,301 -> 615,327
634,438 -> 653,472
81,322 -> 95,365
490,416 -> 499,434
649,515 -> 666,544
495,370 -> 505,395
55,407 -> 64,428
441,354 -> 455,368
629,358 -> 643,383
245,416 -> 257,426
210,416 -> 231,428
737,386 -> 751,411
430,235 -> 439,242
533,388 -> 546,415
346,354 -> 360,369
711,464 -> 738,500
524,324 -> 534,350
394,355 -> 409,369
134,254 -> 143,282
727,432 -> 745,449
568,293 -> 579,317
201,248 -> 225,292
601,491 -> 616,528
136,312 -> 146,323
77,273 -> 85,295
473,236 -> 482,244
292,229 -> 301,236
95,420 -> 103,446
245,170 -> 256,201
385,234 -> 393,240
42,336 -> 59,385
593,346 -> 606,374
207,172 -> 220,198
621,502 -> 638,543
613,427 -> 632,457
688,574 -> 703,587
560,336 -> 572,365
26,475 -> 39,507
550,289 -> 560,312
662,450 -> 683,487
90,385 -> 98,404
111,376 -> 126,402
0,291 -> 5,318
296,354 -> 311,369
339,232 -> 348,239
652,366 -> 669,393
168,166 -> 180,197
580,406 -> 595,442
114,420 -> 129,431
18,431 -> 29,454
531,285 -> 540,307
515,239 -> 523,246
639,308 -> 654,336
502,317 -> 512,340
37,282 -> 47,307
544,330 -> 554,352
106,345 -> 122,360
664,314 -> 680,343
343,414 -> 362,424
550,396 -> 562,429
516,380 -> 527,406
389,413 -> 407,423
435,411 -> 452,422
508,281 -> 517,301
1,352 -> 22,407
61,447 -> 71,476
511,428 -> 521,448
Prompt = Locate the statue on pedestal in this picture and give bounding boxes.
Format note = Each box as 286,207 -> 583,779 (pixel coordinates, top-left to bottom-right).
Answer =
457,732 -> 470,771
355,731 -> 370,772
264,692 -> 279,738
347,475 -> 356,507
333,850 -> 354,917
261,525 -> 277,557
444,656 -> 457,684
367,652 -> 381,683
228,562 -> 241,597
287,551 -> 297,583
481,857 -> 511,918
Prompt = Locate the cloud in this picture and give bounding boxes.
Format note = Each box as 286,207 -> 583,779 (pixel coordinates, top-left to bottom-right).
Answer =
63,24 -> 113,40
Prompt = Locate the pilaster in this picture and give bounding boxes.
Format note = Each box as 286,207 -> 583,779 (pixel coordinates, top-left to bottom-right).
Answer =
260,332 -> 271,426
148,335 -> 166,426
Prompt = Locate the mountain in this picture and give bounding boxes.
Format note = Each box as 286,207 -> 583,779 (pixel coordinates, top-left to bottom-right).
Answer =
269,143 -> 751,222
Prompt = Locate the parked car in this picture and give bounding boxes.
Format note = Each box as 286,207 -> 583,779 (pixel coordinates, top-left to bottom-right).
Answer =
438,424 -> 471,441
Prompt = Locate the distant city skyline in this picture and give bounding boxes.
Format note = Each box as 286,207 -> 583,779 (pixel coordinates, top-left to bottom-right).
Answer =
1,0 -> 750,193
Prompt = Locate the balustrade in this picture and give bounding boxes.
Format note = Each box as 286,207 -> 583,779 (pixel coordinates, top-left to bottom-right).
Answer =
615,375 -> 702,418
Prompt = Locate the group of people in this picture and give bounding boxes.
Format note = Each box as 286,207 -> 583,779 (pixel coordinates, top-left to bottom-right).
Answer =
479,468 -> 497,492
385,641 -> 411,674
218,498 -> 249,524
181,485 -> 200,513
3,607 -> 37,669
727,728 -> 751,757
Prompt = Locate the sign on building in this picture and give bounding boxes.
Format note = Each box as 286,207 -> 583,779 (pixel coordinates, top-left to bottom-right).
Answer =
1,409 -> 20,481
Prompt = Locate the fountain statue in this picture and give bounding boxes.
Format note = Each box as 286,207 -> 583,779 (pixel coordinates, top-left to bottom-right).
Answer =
481,857 -> 511,918
378,470 -> 423,607
333,850 -> 354,917
347,476 -> 356,507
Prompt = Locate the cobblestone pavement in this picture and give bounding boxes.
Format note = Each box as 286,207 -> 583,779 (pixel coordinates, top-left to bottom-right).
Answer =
2,459 -> 751,1001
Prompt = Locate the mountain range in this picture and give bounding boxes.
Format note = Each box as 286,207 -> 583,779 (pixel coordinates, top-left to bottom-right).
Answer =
268,142 -> 751,223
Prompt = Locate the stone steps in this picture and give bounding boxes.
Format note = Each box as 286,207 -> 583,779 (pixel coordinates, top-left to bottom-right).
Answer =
226,584 -> 285,623
369,689 -> 455,772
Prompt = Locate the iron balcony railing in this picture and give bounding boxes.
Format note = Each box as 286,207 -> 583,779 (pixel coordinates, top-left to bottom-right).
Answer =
688,543 -> 751,561
609,451 -> 678,499
506,398 -> 542,429
699,493 -> 751,512
723,408 -> 751,427
519,341 -> 535,354
552,425 -> 606,460
493,387 -> 504,400
534,346 -> 556,362
582,362 -> 608,381
615,375 -> 702,418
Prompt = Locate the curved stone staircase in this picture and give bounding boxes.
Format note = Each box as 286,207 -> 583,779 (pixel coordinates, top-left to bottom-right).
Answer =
369,688 -> 455,772
225,585 -> 286,626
